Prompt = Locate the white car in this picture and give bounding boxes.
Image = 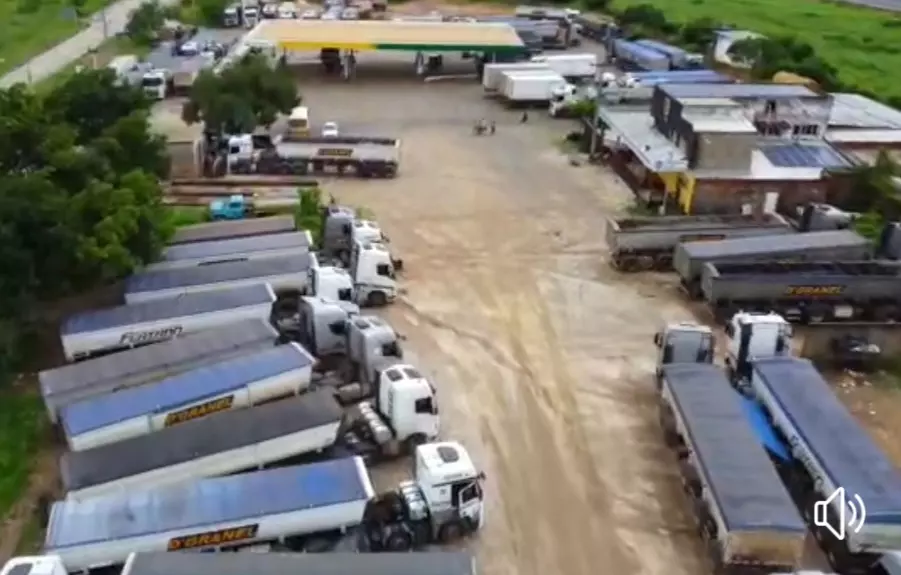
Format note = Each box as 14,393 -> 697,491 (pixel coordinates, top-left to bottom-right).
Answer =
300,8 -> 319,18
321,122 -> 340,137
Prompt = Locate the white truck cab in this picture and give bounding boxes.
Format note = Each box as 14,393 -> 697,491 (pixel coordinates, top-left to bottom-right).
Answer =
277,1 -> 296,18
141,69 -> 169,99
1,557 -> 67,575
351,240 -> 399,307
361,441 -> 485,550
724,311 -> 793,383
309,265 -> 355,304
653,322 -> 714,382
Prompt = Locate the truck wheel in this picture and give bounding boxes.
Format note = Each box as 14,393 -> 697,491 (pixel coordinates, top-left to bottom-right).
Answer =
386,531 -> 412,551
366,291 -> 388,307
404,433 -> 427,454
439,521 -> 464,543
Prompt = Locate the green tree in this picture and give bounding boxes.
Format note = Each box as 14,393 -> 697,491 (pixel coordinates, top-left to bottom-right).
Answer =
679,18 -> 718,52
182,53 -> 299,134
125,0 -> 166,45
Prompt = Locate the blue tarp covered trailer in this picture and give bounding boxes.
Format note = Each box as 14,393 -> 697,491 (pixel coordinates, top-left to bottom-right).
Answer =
153,231 -> 313,271
612,39 -> 670,72
660,364 -> 806,570
634,39 -> 690,68
45,457 -> 375,571
751,357 -> 901,551
60,342 -> 315,451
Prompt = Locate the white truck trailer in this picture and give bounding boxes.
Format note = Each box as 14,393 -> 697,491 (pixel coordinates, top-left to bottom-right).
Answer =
124,254 -> 321,303
40,319 -> 278,423
147,231 -> 313,271
481,62 -> 549,93
61,390 -> 344,500
500,71 -> 568,104
59,342 -> 315,451
170,215 -> 297,245
43,442 -> 485,568
529,53 -> 596,79
0,551 -> 477,575
60,284 -> 277,362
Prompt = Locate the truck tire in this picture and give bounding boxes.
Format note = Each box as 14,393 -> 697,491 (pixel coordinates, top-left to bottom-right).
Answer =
439,521 -> 464,543
367,291 -> 388,307
385,529 -> 412,551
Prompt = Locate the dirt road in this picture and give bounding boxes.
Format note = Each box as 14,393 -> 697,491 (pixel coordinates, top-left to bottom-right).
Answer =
310,74 -> 707,575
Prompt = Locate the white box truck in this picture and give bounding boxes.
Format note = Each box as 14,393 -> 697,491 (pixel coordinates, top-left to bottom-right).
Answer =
481,62 -> 549,93
530,53 -> 597,79
500,72 -> 568,103
60,284 -> 277,361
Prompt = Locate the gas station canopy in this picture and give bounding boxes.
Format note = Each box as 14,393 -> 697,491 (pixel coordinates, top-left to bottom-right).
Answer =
250,19 -> 525,53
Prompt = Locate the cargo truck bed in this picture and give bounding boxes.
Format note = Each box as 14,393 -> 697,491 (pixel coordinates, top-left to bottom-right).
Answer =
170,216 -> 297,245
45,457 -> 375,570
752,357 -> 901,525
157,231 -> 313,268
61,390 -> 343,497
40,319 -> 277,423
125,255 -> 314,302
661,364 -> 805,567
122,551 -> 476,575
614,213 -> 787,231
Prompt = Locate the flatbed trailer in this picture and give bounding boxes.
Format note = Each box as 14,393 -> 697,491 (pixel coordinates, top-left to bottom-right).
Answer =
61,389 -> 343,500
606,213 -> 793,271
747,357 -> 901,573
700,260 -> 901,323
148,231 -> 313,271
44,457 -> 375,571
60,284 -> 277,362
658,363 -> 806,574
60,342 -> 315,451
40,319 -> 277,423
229,136 -> 401,179
120,551 -> 476,575
125,254 -> 316,304
673,230 -> 870,297
170,216 -> 296,245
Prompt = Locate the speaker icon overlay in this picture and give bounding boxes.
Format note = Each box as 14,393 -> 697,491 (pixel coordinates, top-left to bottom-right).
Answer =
814,487 -> 867,541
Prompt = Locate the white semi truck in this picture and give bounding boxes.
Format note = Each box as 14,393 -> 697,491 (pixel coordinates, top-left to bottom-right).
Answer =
226,135 -> 400,178
529,53 -> 596,79
60,284 -> 277,361
40,318 -> 278,423
147,231 -> 313,271
169,215 -> 296,245
500,71 -> 568,103
42,444 -> 485,569
481,62 -> 550,93
0,551 -> 477,575
59,342 -> 315,451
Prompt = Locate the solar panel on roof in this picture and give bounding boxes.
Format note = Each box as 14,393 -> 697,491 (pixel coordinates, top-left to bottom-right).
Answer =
762,144 -> 851,169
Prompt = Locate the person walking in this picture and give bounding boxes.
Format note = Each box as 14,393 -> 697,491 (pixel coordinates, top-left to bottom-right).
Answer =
489,120 -> 496,135
520,111 -> 529,123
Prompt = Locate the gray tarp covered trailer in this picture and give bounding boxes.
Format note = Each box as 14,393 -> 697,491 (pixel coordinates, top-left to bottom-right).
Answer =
674,230 -> 870,296
750,357 -> 901,555
700,260 -> 901,323
61,390 -> 343,500
149,231 -> 313,271
606,213 -> 793,271
170,216 -> 296,245
40,319 -> 278,423
121,552 -> 476,575
125,254 -> 316,303
659,363 -> 806,571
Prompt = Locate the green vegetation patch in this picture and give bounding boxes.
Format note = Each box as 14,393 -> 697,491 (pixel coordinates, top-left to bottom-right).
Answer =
0,0 -> 117,76
610,0 -> 901,102
0,392 -> 46,517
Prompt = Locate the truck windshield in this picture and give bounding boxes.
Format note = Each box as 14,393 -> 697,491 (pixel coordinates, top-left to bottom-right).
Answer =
142,77 -> 164,87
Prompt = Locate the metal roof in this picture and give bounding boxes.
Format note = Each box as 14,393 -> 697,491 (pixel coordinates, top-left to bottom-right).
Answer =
126,255 -> 312,294
61,284 -> 275,335
597,107 -> 688,172
634,39 -> 687,57
41,319 -> 277,411
828,93 -> 901,129
661,364 -> 805,532
60,343 -> 313,437
161,231 -> 311,263
45,457 -> 371,549
660,83 -> 819,100
680,230 -> 867,259
760,143 -> 852,169
827,129 -> 901,145
753,357 -> 901,523
171,216 -> 296,245
61,390 -> 342,492
124,552 -> 476,575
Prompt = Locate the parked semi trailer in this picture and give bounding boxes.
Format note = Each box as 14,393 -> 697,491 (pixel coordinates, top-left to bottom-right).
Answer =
700,260 -> 901,323
44,443 -> 485,569
674,230 -> 870,297
60,284 -> 277,361
738,355 -> 901,573
40,319 -> 277,423
658,363 -> 806,573
60,342 -> 315,451
170,215 -> 296,245
606,213 -> 793,271
61,390 -> 343,500
148,231 -> 313,271
125,254 -> 321,303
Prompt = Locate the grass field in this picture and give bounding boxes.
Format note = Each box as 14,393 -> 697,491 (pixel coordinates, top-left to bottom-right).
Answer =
611,0 -> 901,102
0,0 -> 117,76
0,391 -> 46,517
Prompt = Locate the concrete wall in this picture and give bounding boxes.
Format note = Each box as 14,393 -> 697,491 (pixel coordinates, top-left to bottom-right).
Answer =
799,324 -> 901,361
693,132 -> 756,171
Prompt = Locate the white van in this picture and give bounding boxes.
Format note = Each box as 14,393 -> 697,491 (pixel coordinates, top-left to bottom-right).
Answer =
286,106 -> 310,138
277,2 -> 297,18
